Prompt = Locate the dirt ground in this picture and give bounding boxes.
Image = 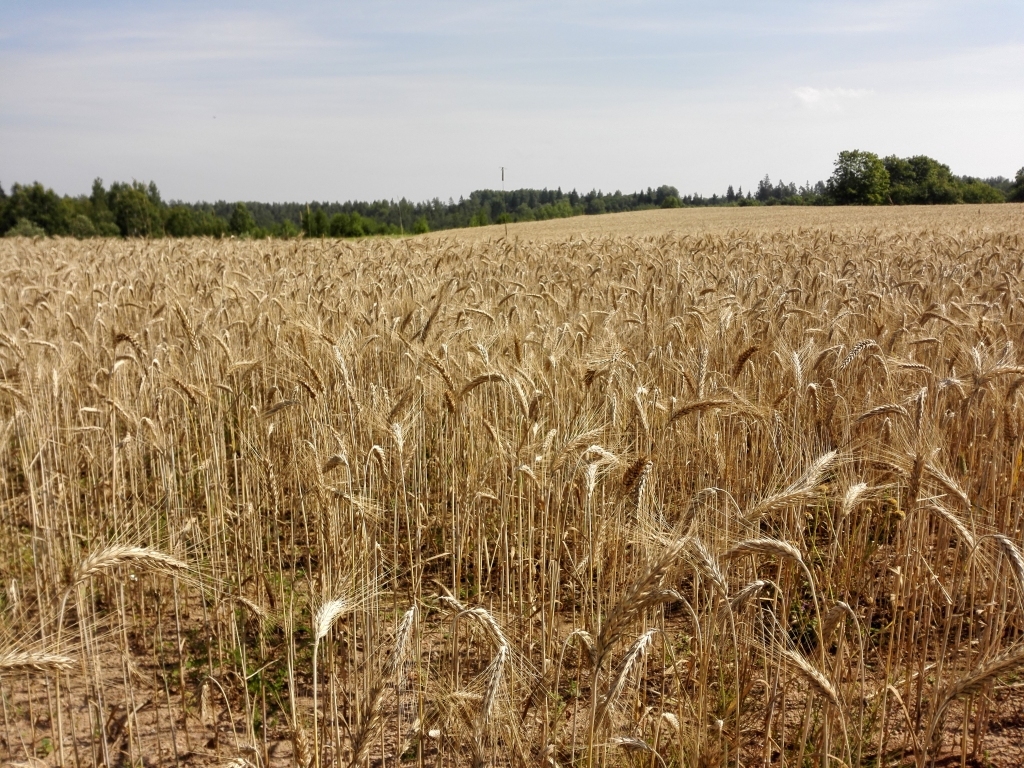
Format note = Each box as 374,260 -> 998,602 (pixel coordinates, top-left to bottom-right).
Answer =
4,627 -> 1024,767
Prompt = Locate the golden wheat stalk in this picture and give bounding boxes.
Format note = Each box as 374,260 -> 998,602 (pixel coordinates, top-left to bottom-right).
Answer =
312,595 -> 356,767
594,628 -> 657,731
350,605 -> 417,767
596,539 -> 686,666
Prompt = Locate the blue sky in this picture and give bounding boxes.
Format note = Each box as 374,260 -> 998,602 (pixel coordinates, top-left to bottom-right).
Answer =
1,1 -> 1022,202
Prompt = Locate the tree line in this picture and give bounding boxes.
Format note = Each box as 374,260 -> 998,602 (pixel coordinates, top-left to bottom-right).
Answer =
2,152 -> 1021,238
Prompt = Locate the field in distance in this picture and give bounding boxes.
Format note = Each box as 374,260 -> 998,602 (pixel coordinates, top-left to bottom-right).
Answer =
424,201 -> 1024,241
2,205 -> 1024,766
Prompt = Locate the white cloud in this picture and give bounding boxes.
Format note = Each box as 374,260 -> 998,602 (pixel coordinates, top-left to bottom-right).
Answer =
793,87 -> 873,112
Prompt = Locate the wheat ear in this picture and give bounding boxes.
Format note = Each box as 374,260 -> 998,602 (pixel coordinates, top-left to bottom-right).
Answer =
724,537 -> 804,566
719,579 -> 773,624
59,545 -> 187,645
462,606 -> 509,650
855,403 -> 908,422
596,539 -> 685,667
732,344 -> 759,378
71,545 -> 186,587
461,607 -> 509,768
349,605 -> 417,767
993,534 -> 1024,596
312,595 -> 355,768
778,646 -> 841,710
293,721 -> 313,768
667,398 -> 734,424
839,482 -> 869,521
479,644 -> 509,731
924,643 -> 1024,757
609,736 -> 668,768
313,597 -> 351,643
726,538 -> 827,662
594,629 -> 657,731
925,501 -> 975,549
685,537 -> 728,597
0,650 -> 74,674
839,339 -> 876,371
745,451 -> 836,521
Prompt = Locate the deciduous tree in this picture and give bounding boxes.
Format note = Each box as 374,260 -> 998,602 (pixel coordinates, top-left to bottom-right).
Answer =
828,150 -> 890,205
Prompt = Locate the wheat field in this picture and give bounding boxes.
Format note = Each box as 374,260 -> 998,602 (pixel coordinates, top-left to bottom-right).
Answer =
2,205 -> 1024,767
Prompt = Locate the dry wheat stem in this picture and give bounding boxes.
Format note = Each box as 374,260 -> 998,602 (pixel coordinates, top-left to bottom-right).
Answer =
924,643 -> 1024,761
350,605 -> 417,767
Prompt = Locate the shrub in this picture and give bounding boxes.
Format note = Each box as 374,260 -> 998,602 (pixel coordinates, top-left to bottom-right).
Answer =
68,214 -> 97,238
4,217 -> 46,237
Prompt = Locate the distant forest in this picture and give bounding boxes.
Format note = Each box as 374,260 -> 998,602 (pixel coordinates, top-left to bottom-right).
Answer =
2,150 -> 1022,238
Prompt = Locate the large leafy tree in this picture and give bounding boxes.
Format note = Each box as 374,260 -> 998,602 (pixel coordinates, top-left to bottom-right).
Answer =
302,207 -> 330,237
194,210 -> 228,237
108,181 -> 164,237
0,182 -> 71,235
228,202 -> 256,236
883,155 -> 960,204
165,206 -> 196,237
88,179 -> 121,235
959,179 -> 1006,204
1011,168 -> 1024,202
328,212 -> 368,237
828,150 -> 890,205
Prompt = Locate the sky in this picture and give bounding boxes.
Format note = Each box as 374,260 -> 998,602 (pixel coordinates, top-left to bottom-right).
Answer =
1,1 -> 1022,203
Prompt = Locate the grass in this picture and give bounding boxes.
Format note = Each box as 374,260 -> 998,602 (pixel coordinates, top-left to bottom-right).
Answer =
1,204 -> 1023,766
